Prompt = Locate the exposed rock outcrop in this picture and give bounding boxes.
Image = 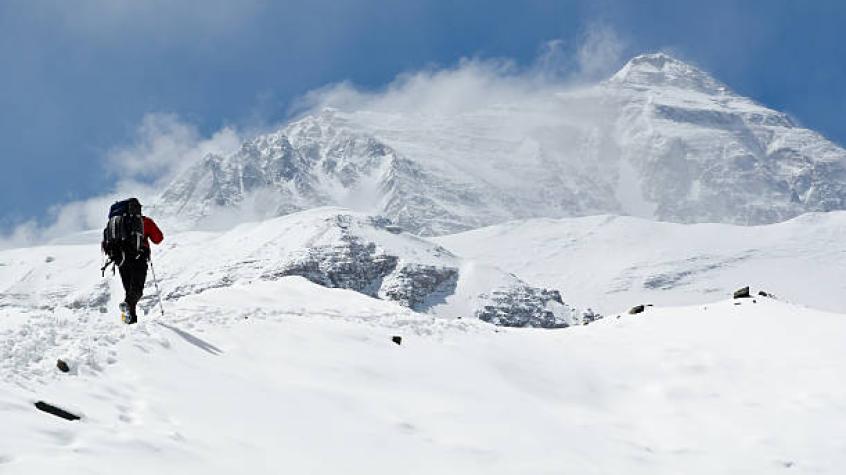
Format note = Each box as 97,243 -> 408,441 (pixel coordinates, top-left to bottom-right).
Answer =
476,286 -> 594,328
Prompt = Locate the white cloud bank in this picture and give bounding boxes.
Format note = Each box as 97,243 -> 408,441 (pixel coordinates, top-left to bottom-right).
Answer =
106,113 -> 241,181
0,114 -> 242,249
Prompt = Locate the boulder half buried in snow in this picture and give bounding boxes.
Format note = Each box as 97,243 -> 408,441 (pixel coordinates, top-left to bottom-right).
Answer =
734,286 -> 751,299
629,304 -> 646,315
56,359 -> 70,373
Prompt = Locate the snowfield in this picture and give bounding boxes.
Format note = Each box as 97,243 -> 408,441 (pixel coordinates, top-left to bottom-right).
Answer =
1,277 -> 845,474
435,211 -> 846,314
2,207 -> 846,473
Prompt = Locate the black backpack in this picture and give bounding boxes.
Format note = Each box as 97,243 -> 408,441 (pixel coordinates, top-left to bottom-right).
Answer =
102,198 -> 145,266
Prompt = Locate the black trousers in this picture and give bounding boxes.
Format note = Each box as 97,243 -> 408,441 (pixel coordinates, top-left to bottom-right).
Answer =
118,257 -> 148,318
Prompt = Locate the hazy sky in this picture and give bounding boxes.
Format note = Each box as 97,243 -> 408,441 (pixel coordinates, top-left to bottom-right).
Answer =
1,0 -> 844,231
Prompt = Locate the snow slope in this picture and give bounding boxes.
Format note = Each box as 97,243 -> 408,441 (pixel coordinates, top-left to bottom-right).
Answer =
0,207 -> 588,329
152,53 -> 846,234
434,211 -> 846,314
2,279 -> 845,474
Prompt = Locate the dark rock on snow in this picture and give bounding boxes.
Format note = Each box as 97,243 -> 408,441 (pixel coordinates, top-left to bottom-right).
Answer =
733,286 -> 751,299
56,359 -> 70,373
477,286 -> 570,328
34,401 -> 80,421
379,264 -> 458,311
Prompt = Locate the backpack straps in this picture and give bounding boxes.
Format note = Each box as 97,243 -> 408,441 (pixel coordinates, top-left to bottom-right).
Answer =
101,258 -> 115,277
100,250 -> 127,277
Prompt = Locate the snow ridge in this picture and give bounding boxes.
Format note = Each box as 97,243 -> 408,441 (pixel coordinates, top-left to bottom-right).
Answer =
0,209 -> 592,340
608,52 -> 731,95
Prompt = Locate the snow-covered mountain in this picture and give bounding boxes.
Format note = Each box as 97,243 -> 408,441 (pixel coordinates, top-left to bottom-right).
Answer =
153,53 -> 846,234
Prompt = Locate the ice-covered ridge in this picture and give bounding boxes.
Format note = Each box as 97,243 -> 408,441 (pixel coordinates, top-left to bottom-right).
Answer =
607,52 -> 731,94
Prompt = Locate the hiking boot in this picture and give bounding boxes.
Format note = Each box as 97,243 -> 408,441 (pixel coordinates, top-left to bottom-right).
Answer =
119,302 -> 129,323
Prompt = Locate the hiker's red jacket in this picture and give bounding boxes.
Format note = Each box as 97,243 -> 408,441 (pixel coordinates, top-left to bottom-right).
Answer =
143,216 -> 164,248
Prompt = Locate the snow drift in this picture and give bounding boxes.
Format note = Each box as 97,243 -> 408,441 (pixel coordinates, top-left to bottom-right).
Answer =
2,281 -> 845,474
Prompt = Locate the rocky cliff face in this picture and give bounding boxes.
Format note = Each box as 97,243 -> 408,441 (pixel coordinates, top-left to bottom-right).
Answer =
264,214 -> 461,313
477,287 -> 570,328
152,53 -> 846,234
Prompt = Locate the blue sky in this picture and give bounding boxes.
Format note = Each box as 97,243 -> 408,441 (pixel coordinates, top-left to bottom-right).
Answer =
1,0 -> 844,233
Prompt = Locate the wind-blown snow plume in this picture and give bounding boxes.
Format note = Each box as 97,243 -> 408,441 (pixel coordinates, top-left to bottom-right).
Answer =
576,23 -> 626,80
294,26 -> 624,117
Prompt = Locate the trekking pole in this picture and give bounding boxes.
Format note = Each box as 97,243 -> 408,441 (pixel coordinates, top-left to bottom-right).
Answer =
149,256 -> 166,318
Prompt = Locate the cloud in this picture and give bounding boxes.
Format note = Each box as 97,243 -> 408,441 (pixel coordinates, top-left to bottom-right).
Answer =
0,114 -> 241,249
106,113 -> 241,182
576,23 -> 626,81
0,180 -> 158,250
534,39 -> 572,79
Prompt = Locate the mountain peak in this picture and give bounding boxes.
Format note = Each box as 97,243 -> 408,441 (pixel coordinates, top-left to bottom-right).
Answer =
627,52 -> 689,69
608,52 -> 729,94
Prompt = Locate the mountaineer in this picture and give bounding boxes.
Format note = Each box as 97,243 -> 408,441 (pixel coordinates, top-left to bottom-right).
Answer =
101,198 -> 164,324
